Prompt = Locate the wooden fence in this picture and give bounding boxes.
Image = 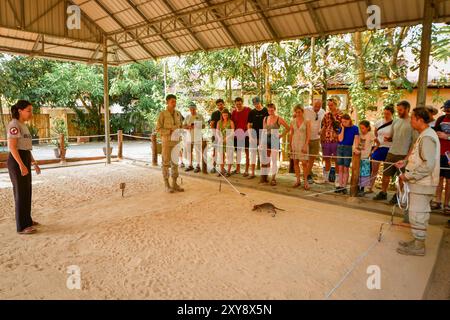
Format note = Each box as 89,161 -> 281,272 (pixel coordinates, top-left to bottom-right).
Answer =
0,114 -> 50,140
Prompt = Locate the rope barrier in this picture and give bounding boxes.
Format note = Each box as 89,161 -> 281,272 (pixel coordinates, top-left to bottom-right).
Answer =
122,134 -> 152,140
0,133 -> 118,143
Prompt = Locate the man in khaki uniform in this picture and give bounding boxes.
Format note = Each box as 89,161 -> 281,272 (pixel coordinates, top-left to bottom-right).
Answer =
395,107 -> 440,256
156,94 -> 184,193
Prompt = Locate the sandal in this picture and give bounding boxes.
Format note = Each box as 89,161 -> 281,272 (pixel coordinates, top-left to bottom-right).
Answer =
248,175 -> 256,179
430,201 -> 442,210
444,206 -> 450,215
243,172 -> 249,178
270,180 -> 277,186
304,184 -> 310,191
293,182 -> 301,188
18,227 -> 36,235
32,221 -> 40,226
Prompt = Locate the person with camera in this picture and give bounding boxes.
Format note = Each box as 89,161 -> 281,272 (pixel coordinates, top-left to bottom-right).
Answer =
320,97 -> 343,184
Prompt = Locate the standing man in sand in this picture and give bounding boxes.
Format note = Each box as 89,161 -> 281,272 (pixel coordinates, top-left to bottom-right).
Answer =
183,102 -> 205,173
395,107 -> 440,256
209,99 -> 225,174
248,97 -> 269,179
305,99 -> 325,184
320,97 -> 343,184
231,97 -> 251,176
373,101 -> 417,204
156,94 -> 184,193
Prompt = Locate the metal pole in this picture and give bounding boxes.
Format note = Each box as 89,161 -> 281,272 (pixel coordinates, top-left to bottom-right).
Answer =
416,0 -> 435,108
103,35 -> 111,164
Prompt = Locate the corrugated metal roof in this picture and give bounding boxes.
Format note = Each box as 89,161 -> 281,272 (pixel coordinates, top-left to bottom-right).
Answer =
0,0 -> 449,65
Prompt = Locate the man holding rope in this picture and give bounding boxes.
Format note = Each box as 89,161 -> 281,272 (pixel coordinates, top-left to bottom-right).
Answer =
156,94 -> 184,194
395,107 -> 440,256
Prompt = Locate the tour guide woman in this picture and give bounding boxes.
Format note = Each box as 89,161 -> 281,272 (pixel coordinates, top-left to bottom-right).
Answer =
7,100 -> 41,235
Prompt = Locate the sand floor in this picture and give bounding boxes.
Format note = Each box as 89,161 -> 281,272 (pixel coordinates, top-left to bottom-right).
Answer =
0,163 -> 443,300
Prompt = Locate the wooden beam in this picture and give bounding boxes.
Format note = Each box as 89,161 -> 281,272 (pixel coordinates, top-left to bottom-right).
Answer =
6,0 -> 22,27
306,2 -> 325,36
125,0 -> 180,55
103,35 -> 111,165
416,0 -> 436,107
250,0 -> 279,41
67,0 -> 138,63
161,0 -> 207,51
25,0 -> 66,29
204,0 -> 240,46
93,0 -> 156,60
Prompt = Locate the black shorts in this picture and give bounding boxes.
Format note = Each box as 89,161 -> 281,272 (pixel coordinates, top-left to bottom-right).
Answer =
234,136 -> 249,150
440,155 -> 450,178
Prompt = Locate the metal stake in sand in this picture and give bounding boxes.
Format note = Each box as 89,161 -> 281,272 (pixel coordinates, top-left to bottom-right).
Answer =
120,183 -> 126,197
217,170 -> 246,196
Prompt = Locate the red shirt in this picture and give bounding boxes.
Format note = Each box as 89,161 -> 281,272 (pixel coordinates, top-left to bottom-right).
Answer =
232,107 -> 251,138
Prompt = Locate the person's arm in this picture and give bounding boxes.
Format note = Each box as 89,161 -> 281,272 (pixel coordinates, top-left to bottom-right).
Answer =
279,117 -> 290,139
303,121 -> 311,153
156,113 -> 171,136
30,152 -> 41,175
402,137 -> 437,182
247,111 -> 253,130
7,138 -> 28,176
289,124 -> 294,150
372,135 -> 380,154
210,114 -> 216,129
338,124 -> 345,142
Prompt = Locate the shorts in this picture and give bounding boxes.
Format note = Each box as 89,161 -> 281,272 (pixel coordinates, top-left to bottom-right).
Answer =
337,145 -> 353,167
234,136 -> 249,151
359,159 -> 371,187
371,147 -> 389,161
440,155 -> 450,178
322,142 -> 338,157
309,139 -> 320,156
383,153 -> 406,177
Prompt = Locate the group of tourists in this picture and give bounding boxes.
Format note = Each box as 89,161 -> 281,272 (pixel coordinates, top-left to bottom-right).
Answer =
5,95 -> 450,257
156,94 -> 450,256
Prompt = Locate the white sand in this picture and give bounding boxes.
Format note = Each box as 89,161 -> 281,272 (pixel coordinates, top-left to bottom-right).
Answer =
0,162 -> 443,299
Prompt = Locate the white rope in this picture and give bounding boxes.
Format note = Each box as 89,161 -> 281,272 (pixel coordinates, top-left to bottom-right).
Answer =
324,234 -> 385,300
396,175 -> 410,211
122,134 -> 152,140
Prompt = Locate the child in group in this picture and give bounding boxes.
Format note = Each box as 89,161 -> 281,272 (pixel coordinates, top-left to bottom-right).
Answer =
356,120 -> 378,197
335,114 -> 360,194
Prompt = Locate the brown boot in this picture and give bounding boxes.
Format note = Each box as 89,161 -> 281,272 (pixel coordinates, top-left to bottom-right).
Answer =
164,179 -> 174,193
398,239 -> 415,248
172,177 -> 184,192
397,239 -> 426,256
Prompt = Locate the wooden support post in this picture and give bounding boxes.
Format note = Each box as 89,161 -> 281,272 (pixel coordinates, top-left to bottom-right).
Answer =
202,140 -> 207,174
59,133 -> 66,163
416,0 -> 436,108
103,35 -> 111,165
117,130 -> 123,159
151,133 -> 158,166
350,152 -> 361,197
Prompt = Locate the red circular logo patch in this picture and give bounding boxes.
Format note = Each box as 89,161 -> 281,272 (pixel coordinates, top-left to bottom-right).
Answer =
9,127 -> 19,135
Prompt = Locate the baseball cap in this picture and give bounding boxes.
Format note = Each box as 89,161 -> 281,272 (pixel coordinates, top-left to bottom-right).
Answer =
442,100 -> 450,110
252,97 -> 261,104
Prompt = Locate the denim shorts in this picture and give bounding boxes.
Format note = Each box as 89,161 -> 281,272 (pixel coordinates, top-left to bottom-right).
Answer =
337,145 -> 353,167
